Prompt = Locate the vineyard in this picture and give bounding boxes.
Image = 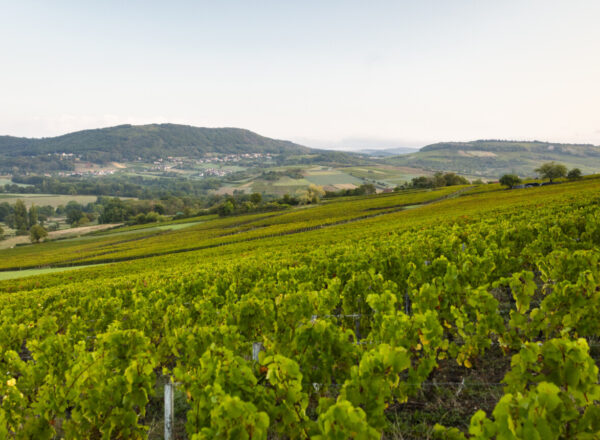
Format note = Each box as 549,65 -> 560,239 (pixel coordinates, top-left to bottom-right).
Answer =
2,179 -> 600,438
0,186 -> 462,271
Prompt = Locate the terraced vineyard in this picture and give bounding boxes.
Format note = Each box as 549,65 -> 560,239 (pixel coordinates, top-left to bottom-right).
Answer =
2,179 -> 600,438
0,186 -> 461,271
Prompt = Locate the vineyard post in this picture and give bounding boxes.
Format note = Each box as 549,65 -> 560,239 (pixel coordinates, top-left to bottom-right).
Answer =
252,342 -> 263,361
164,380 -> 175,440
404,288 -> 412,315
355,315 -> 361,342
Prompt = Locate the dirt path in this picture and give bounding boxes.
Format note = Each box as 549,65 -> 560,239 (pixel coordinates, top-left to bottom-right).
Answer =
0,223 -> 122,249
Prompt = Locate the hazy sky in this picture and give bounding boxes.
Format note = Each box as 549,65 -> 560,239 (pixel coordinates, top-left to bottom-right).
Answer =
1,1 -> 599,149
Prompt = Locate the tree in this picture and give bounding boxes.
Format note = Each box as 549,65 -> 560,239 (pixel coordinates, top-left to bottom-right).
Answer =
499,174 -> 522,189
433,172 -> 446,188
29,224 -> 48,243
535,162 -> 567,183
305,184 -> 325,204
28,204 -> 38,228
250,192 -> 262,204
282,194 -> 299,206
567,168 -> 582,180
74,215 -> 90,227
0,225 -> 4,240
13,199 -> 28,233
99,198 -> 130,223
411,176 -> 434,189
0,202 -> 10,222
217,200 -> 234,217
442,172 -> 469,186
66,208 -> 84,225
410,172 -> 468,189
153,203 -> 166,215
358,183 -> 377,195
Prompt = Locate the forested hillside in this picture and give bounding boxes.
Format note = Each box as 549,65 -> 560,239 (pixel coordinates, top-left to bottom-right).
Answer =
387,140 -> 600,178
0,124 -> 311,163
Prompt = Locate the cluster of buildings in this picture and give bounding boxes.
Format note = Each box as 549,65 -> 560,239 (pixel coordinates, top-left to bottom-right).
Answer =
46,152 -> 80,160
149,153 -> 271,171
42,152 -> 274,179
151,157 -> 180,172
197,168 -> 232,177
197,152 -> 272,163
57,169 -> 116,177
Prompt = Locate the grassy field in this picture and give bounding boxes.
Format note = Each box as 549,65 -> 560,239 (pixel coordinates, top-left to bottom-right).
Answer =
0,177 -> 32,187
250,181 -> 307,195
209,163 -> 432,195
304,169 -> 363,187
0,193 -> 99,207
271,177 -> 312,187
0,223 -> 120,250
344,165 -> 429,184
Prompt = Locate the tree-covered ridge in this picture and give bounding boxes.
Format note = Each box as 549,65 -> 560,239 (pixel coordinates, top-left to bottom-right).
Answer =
420,139 -> 600,154
0,124 -> 312,162
388,139 -> 600,178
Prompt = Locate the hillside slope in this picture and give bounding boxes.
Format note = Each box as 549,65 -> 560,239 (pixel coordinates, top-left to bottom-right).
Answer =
0,124 -> 311,162
386,140 -> 600,178
2,178 -> 600,437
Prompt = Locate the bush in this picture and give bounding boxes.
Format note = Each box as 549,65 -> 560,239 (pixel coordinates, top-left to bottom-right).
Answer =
567,168 -> 582,180
29,224 -> 48,243
128,211 -> 164,225
499,174 -> 521,189
535,162 -> 567,182
74,216 -> 90,228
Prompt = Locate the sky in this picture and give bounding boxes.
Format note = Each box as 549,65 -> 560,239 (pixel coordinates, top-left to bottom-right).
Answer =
1,0 -> 599,150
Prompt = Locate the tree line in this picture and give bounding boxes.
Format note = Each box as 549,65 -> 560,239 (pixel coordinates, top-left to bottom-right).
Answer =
0,184 -> 332,244
0,200 -> 48,242
396,172 -> 470,190
499,162 -> 582,188
6,175 -> 223,199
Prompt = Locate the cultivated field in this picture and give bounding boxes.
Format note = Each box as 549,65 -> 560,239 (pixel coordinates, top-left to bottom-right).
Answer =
0,193 -> 99,208
2,178 -> 600,438
0,223 -> 121,250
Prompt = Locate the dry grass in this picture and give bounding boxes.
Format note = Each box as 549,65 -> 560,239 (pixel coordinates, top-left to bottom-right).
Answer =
0,223 -> 121,249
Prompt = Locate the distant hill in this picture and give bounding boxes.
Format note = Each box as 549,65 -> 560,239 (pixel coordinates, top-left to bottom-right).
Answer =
0,124 -> 373,174
0,124 -> 312,162
385,140 -> 600,178
357,147 -> 418,157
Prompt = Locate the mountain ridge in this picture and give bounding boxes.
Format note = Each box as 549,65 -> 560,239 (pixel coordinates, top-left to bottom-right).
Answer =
386,139 -> 600,178
356,147 -> 419,156
0,123 -> 312,161
420,139 -> 597,152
